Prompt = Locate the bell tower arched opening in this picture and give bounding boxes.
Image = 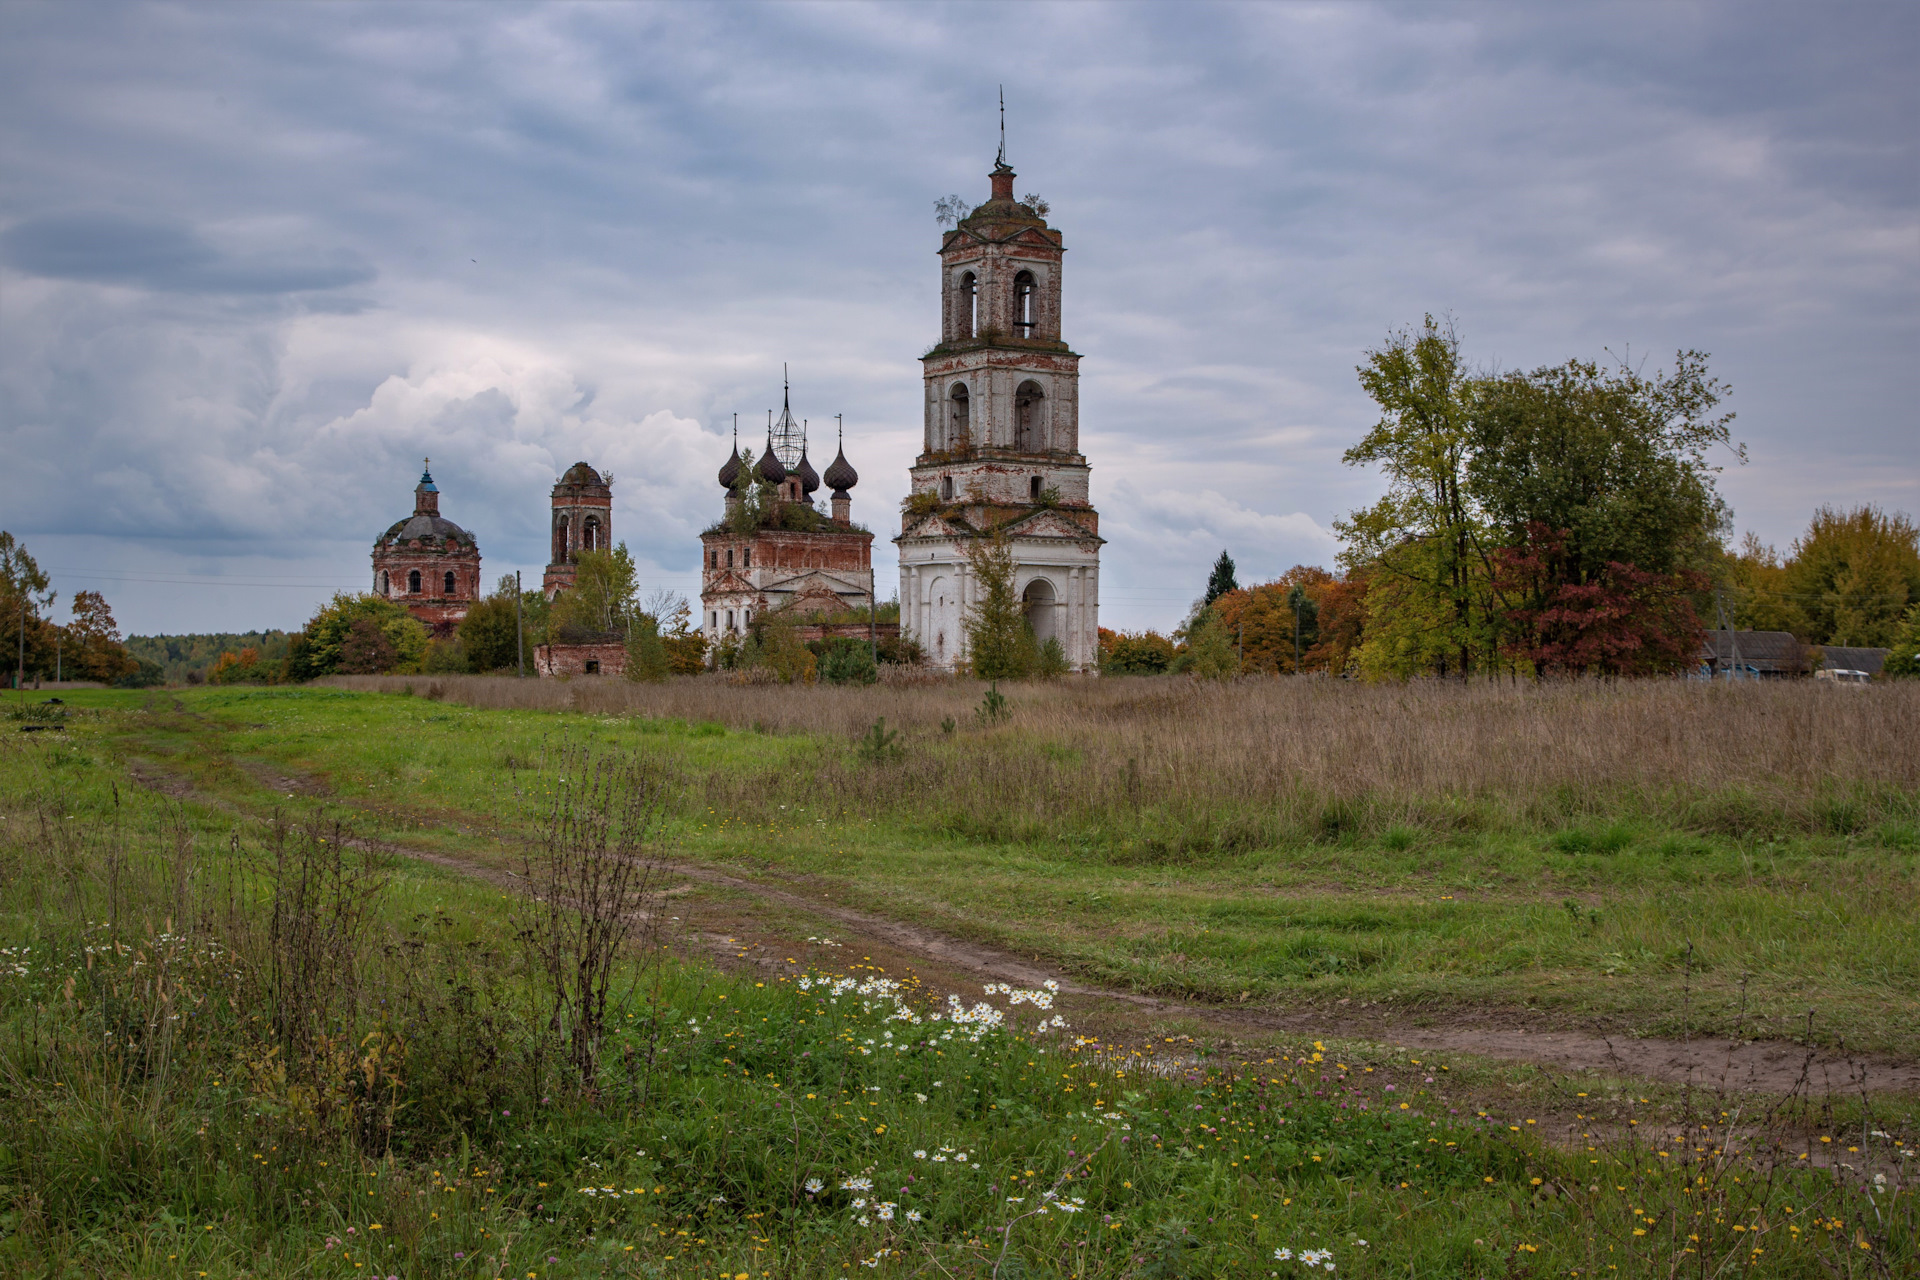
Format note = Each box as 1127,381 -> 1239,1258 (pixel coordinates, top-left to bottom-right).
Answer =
1013,270 -> 1036,337
948,383 -> 970,450
1022,577 -> 1057,644
1015,380 -> 1043,452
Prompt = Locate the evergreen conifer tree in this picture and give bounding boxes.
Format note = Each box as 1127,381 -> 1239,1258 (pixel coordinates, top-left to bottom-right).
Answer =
963,533 -> 1036,679
1204,550 -> 1238,605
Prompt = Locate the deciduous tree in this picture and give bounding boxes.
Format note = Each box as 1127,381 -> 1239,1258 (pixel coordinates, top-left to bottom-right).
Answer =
286,594 -> 429,679
63,589 -> 137,682
1100,630 -> 1174,675
1716,533 -> 1808,636
552,544 -> 639,640
1493,524 -> 1705,675
1338,315 -> 1484,678
1467,352 -> 1735,586
1781,505 -> 1920,647
1,531 -> 56,683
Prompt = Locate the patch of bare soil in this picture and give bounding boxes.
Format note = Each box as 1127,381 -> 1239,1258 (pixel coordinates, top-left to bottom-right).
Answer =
233,759 -> 332,798
638,858 -> 1920,1096
125,758 -> 196,800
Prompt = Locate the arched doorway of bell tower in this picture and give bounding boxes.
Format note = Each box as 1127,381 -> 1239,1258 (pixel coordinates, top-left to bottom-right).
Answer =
1022,576 -> 1058,645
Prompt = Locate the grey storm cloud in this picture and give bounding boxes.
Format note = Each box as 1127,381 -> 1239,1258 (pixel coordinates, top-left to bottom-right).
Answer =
0,211 -> 376,295
0,0 -> 1913,634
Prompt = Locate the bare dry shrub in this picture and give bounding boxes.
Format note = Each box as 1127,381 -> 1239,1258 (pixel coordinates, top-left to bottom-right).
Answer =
514,742 -> 670,1095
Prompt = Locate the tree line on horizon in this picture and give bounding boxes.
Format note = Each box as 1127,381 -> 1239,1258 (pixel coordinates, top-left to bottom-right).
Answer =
0,533 -> 148,688
1100,317 -> 1920,681
11,318 -> 1916,688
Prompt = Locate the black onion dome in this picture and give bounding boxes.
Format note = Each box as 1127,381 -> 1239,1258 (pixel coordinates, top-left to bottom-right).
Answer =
823,443 -> 858,496
560,461 -> 604,486
755,436 -> 787,484
795,444 -> 820,495
718,447 -> 743,489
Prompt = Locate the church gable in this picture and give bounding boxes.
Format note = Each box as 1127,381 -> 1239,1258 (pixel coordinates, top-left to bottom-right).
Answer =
1000,509 -> 1098,542
899,512 -> 968,542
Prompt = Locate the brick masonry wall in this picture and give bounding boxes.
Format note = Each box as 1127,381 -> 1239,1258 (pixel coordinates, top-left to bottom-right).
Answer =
534,643 -> 628,678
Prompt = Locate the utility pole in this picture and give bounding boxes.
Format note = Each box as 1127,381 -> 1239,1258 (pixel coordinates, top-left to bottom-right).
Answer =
869,564 -> 878,667
515,570 -> 525,677
55,631 -> 61,684
1292,601 -> 1301,674
15,597 -> 24,698
1714,590 -> 1741,680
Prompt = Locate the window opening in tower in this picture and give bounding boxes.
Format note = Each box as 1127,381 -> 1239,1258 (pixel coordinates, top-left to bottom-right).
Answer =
1013,270 -> 1036,336
1015,380 -> 1042,451
443,570 -> 455,594
408,569 -> 422,594
949,383 -> 970,450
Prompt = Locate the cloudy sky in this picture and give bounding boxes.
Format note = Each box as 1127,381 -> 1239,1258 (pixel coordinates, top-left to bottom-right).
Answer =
1,1 -> 1913,636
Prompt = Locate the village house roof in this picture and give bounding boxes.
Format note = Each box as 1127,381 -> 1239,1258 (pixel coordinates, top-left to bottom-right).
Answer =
1817,645 -> 1891,676
1700,629 -> 1805,673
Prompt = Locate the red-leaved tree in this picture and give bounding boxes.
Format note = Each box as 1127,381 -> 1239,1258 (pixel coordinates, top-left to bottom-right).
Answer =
1495,524 -> 1705,676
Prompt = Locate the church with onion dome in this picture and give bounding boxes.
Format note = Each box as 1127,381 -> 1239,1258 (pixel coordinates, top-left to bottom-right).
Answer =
699,380 -> 877,648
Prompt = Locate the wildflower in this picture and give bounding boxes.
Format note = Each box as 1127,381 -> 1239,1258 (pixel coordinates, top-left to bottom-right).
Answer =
842,1176 -> 874,1192
913,1150 -> 928,1160
906,1209 -> 923,1223
877,1202 -> 896,1221
804,1178 -> 824,1195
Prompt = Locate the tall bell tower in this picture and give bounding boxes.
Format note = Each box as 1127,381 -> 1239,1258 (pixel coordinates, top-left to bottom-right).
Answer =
895,148 -> 1103,671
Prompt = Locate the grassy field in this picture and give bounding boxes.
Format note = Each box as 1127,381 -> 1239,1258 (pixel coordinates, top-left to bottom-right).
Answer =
0,680 -> 1914,1276
78,677 -> 1920,1053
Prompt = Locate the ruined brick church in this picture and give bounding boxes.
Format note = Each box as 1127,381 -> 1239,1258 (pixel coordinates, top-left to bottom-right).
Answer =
373,457 -> 616,645
700,385 -> 875,646
370,461 -> 482,634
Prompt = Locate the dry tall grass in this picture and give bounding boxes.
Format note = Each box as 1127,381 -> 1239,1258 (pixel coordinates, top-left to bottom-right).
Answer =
322,674 -> 1919,846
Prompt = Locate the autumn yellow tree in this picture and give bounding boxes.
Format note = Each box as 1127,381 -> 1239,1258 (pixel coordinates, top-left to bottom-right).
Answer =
1781,506 -> 1920,647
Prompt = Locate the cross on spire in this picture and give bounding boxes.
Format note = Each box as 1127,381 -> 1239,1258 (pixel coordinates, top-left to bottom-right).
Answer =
995,86 -> 1007,169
